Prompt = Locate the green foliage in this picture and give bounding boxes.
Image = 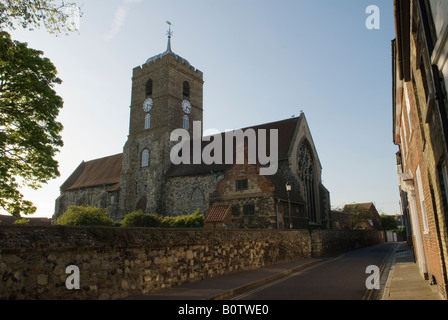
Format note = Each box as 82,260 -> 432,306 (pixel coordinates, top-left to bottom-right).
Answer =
56,206 -> 115,227
120,209 -> 204,228
380,214 -> 398,231
344,205 -> 374,230
13,217 -> 29,225
0,0 -> 82,35
0,31 -> 64,216
160,210 -> 204,228
120,211 -> 160,228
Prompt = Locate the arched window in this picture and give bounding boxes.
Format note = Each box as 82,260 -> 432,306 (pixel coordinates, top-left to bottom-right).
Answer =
136,196 -> 147,212
141,149 -> 149,168
297,142 -> 313,181
145,114 -> 151,130
183,81 -> 190,98
183,115 -> 189,130
146,79 -> 153,96
190,188 -> 205,213
297,141 -> 317,223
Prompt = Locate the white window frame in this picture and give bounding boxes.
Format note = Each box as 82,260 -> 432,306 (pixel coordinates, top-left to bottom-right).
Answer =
401,112 -> 408,159
183,115 -> 189,131
416,166 -> 430,234
404,84 -> 413,136
141,149 -> 149,168
145,114 -> 151,130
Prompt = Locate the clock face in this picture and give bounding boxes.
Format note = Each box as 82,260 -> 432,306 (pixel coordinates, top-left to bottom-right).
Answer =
143,98 -> 153,112
182,100 -> 191,114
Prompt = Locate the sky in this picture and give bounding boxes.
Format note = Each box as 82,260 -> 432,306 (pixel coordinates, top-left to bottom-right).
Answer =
4,0 -> 400,219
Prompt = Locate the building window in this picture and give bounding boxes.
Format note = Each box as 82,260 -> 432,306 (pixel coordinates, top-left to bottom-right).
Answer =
243,204 -> 255,216
142,149 -> 149,168
146,79 -> 153,96
232,204 -> 241,217
404,84 -> 413,136
190,188 -> 205,213
416,166 -> 429,234
298,141 -> 317,223
145,114 -> 151,130
438,161 -> 448,220
442,162 -> 448,203
183,81 -> 190,98
136,196 -> 147,212
236,179 -> 248,191
183,115 -> 189,130
401,112 -> 408,157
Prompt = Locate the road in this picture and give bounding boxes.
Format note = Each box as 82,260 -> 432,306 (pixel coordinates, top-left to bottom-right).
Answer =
227,242 -> 399,300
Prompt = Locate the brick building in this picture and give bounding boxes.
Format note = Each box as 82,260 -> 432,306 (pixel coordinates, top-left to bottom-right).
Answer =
54,31 -> 331,230
393,0 -> 448,299
343,202 -> 382,231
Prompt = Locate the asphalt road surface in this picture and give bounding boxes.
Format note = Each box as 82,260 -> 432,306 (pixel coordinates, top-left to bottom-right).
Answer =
227,242 -> 399,300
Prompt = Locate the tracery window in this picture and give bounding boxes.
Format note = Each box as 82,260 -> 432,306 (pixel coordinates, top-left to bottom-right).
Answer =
190,188 -> 205,213
298,141 -> 317,223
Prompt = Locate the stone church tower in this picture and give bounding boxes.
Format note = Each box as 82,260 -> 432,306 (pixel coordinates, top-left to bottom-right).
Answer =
119,30 -> 204,216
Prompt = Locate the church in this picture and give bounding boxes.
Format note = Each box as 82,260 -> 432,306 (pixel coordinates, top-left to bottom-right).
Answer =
54,30 -> 331,230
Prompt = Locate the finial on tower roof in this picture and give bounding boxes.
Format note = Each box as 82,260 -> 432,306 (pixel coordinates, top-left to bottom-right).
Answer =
166,21 -> 173,52
146,21 -> 191,67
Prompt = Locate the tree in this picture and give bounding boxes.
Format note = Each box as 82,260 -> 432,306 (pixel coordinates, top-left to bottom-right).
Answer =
344,205 -> 374,230
380,214 -> 398,230
56,206 -> 115,227
0,0 -> 82,35
0,31 -> 63,216
121,211 -> 161,228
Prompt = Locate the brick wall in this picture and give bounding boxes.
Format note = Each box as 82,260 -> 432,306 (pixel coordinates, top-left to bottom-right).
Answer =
0,226 -> 384,300
395,17 -> 448,298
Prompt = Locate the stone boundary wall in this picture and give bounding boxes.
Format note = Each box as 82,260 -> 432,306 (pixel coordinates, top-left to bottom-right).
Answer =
311,230 -> 386,257
0,226 -> 384,300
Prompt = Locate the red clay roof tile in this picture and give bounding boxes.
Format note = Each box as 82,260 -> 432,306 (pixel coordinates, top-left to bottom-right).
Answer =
205,205 -> 231,222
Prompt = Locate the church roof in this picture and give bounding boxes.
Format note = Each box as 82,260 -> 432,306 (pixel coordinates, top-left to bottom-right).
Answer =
343,202 -> 380,216
59,116 -> 303,191
60,153 -> 123,191
343,202 -> 375,211
166,116 -> 303,177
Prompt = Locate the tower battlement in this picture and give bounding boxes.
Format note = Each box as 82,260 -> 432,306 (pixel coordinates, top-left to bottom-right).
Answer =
132,53 -> 203,80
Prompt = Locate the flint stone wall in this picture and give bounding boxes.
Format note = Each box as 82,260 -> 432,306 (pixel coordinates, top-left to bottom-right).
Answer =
0,226 -> 384,300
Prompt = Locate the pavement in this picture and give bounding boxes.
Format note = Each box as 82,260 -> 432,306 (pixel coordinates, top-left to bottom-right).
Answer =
379,242 -> 443,300
127,242 -> 444,301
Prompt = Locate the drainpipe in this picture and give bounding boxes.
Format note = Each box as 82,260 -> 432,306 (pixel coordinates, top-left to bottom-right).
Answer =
210,170 -> 219,184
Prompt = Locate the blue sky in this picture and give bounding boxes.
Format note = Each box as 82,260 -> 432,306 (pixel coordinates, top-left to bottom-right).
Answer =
6,0 -> 399,218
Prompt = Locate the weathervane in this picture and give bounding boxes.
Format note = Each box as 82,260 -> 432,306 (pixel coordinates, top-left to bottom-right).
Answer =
166,21 -> 173,39
166,21 -> 173,52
